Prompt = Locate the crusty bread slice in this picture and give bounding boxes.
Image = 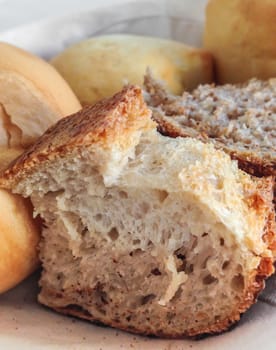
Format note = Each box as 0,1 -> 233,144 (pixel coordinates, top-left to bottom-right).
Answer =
144,72 -> 276,178
0,86 -> 275,337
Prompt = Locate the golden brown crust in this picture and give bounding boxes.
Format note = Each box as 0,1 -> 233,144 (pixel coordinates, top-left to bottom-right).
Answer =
0,85 -> 154,190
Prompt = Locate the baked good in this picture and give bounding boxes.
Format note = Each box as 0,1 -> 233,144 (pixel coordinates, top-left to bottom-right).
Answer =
51,34 -> 213,105
1,86 -> 275,337
204,0 -> 276,84
144,73 -> 276,178
0,42 -> 81,147
0,42 -> 81,294
0,188 -> 40,294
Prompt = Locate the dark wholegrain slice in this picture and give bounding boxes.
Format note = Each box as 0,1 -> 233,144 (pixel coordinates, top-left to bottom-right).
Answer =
144,72 -> 276,177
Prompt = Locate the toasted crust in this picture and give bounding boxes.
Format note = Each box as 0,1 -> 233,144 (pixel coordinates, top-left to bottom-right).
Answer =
0,86 -> 154,190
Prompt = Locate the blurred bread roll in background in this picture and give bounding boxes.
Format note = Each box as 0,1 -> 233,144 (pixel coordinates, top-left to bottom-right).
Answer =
0,42 -> 81,294
204,0 -> 276,83
0,42 -> 81,148
51,34 -> 214,105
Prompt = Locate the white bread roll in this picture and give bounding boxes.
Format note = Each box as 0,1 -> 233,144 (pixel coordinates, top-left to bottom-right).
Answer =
0,188 -> 40,294
51,34 -> 214,105
204,0 -> 276,84
0,42 -> 81,147
0,42 -> 81,294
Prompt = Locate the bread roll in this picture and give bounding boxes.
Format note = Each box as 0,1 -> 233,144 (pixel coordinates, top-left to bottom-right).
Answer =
51,34 -> 213,105
1,86 -> 274,337
0,42 -> 81,147
204,0 -> 276,83
0,42 -> 81,294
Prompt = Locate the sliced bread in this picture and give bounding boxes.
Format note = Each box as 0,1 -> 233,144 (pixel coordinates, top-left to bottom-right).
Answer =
144,72 -> 276,178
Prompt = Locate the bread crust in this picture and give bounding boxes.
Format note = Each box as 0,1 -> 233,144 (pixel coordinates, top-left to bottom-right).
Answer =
0,86 -> 154,190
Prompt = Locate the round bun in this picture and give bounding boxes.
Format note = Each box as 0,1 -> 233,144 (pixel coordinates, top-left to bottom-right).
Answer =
51,34 -> 213,105
204,0 -> 276,84
0,43 -> 81,294
0,188 -> 40,294
0,42 -> 81,147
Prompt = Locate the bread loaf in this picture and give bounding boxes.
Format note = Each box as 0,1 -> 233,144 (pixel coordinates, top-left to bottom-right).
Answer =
0,42 -> 81,294
51,34 -> 213,105
204,0 -> 276,84
1,86 -> 274,337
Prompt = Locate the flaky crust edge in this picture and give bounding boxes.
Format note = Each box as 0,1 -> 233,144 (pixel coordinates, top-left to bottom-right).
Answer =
0,85 -> 154,190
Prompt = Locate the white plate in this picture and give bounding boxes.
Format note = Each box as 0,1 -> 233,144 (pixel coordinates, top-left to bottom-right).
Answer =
0,0 -> 275,348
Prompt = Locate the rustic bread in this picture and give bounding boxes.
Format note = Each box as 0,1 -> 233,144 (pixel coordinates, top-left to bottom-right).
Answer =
1,86 -> 275,337
144,72 -> 276,178
204,0 -> 276,84
50,34 -> 213,106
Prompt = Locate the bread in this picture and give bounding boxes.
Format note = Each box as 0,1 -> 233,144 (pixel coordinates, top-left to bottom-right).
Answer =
0,42 -> 81,294
0,42 -> 81,147
144,72 -> 276,179
1,86 -> 275,337
0,188 -> 40,294
204,0 -> 276,84
50,34 -> 213,106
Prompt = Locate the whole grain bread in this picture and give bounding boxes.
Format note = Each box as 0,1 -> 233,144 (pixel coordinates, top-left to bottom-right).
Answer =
144,72 -> 276,178
0,86 -> 275,337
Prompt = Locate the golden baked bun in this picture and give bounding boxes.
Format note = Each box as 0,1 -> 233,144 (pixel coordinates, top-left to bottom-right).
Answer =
51,34 -> 213,105
204,0 -> 276,84
0,42 -> 81,294
0,42 -> 81,147
0,188 -> 40,294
